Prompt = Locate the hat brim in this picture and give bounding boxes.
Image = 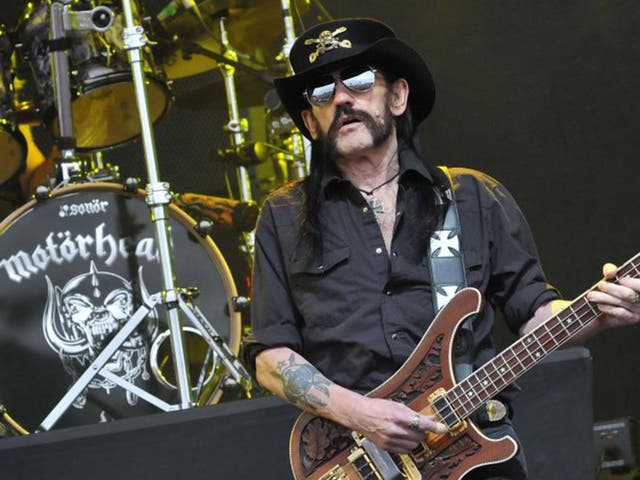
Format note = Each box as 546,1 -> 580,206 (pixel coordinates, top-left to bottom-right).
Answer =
274,37 -> 435,139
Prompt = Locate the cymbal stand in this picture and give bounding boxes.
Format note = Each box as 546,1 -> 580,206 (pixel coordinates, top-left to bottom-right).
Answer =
49,2 -> 122,186
38,0 -> 252,431
49,1 -> 87,185
279,0 -> 309,179
217,16 -> 255,255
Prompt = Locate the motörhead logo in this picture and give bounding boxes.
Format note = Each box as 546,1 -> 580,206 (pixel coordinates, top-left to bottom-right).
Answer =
0,222 -> 158,283
0,186 -> 237,428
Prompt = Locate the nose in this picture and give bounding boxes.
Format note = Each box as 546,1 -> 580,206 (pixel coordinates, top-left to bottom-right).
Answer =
331,79 -> 355,106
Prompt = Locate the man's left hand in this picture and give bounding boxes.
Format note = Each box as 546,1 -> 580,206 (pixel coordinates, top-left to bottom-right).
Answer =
586,263 -> 640,328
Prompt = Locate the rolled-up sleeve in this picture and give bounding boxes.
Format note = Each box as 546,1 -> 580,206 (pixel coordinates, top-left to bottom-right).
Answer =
250,199 -> 303,354
483,176 -> 560,333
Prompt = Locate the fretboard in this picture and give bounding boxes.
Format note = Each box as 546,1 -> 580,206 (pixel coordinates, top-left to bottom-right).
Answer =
446,252 -> 640,421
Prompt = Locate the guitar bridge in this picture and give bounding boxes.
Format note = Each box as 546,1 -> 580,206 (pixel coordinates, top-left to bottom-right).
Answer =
428,388 -> 467,435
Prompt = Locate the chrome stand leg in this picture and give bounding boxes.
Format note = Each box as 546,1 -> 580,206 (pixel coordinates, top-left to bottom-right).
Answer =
120,0 -> 193,408
279,0 -> 309,179
218,16 -> 255,255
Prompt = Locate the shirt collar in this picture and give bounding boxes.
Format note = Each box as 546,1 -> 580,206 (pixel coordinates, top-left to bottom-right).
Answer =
319,139 -> 436,196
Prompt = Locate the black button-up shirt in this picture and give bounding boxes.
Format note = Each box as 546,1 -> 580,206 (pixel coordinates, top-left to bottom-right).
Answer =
250,144 -> 559,394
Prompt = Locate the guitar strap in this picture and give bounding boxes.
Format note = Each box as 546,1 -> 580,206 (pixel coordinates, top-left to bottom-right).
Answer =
428,166 -> 474,382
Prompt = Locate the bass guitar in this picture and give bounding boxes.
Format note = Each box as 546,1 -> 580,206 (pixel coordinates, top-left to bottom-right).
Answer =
289,253 -> 640,479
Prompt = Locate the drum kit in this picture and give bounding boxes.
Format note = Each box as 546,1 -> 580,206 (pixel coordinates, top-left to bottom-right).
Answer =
0,0 -> 318,435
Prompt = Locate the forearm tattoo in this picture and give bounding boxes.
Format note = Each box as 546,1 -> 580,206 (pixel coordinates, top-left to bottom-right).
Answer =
271,353 -> 332,412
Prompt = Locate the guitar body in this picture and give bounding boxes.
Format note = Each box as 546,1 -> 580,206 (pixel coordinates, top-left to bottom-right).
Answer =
289,288 -> 518,480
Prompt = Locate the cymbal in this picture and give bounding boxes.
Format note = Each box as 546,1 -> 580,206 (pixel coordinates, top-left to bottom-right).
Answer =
154,0 -> 310,80
172,71 -> 275,110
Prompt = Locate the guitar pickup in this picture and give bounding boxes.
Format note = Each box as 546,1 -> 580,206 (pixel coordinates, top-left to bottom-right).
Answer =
428,388 -> 467,435
351,432 -> 404,480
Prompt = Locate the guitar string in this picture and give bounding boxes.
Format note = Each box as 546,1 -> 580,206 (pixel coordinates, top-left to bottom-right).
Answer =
447,299 -> 595,419
434,258 -> 640,428
445,256 -> 640,417
440,296 -> 602,424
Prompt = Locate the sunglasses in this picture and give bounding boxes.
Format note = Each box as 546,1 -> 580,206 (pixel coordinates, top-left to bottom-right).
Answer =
303,66 -> 378,106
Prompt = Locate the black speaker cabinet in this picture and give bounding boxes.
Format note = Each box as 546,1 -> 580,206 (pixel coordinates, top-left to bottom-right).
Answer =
0,348 -> 593,480
512,347 -> 594,480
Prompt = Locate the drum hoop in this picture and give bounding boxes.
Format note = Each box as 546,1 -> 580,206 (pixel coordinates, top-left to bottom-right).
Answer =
0,182 -> 242,359
77,72 -> 170,98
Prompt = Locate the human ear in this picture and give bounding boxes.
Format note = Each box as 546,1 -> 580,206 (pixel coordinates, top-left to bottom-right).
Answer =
301,110 -> 320,140
389,78 -> 409,115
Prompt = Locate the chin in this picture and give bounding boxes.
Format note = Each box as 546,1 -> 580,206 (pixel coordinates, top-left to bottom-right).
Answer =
334,131 -> 375,156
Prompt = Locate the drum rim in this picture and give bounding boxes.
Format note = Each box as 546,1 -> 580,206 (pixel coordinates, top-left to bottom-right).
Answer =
0,181 -> 242,361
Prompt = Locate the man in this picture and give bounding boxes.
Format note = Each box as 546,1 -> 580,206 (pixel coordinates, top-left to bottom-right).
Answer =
247,18 -> 640,479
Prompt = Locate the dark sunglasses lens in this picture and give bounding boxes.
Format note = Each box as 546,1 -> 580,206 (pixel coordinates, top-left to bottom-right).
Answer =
305,67 -> 375,105
308,81 -> 336,105
342,68 -> 376,92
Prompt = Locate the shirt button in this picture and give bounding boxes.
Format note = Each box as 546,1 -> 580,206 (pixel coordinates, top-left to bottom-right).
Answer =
317,264 -> 324,270
392,251 -> 397,257
385,290 -> 392,296
391,333 -> 399,340
375,247 -> 383,254
362,206 -> 369,213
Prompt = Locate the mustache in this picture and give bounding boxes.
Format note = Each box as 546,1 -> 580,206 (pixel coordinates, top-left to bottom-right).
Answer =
328,105 -> 377,136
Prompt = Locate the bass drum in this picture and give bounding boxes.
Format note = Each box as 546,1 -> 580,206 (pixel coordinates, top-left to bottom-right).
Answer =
0,183 -> 241,431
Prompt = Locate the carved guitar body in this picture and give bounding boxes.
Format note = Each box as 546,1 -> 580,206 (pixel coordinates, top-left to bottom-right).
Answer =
289,288 -> 517,480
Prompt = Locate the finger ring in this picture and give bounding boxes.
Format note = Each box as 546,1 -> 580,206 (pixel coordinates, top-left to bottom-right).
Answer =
633,292 -> 640,305
410,413 -> 421,431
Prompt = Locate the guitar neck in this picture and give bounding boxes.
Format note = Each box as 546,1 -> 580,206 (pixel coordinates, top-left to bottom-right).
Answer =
446,253 -> 640,421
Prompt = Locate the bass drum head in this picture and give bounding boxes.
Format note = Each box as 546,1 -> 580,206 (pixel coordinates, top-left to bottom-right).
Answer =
0,183 -> 241,431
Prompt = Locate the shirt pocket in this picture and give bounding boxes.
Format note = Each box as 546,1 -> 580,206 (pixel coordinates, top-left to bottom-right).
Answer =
289,246 -> 354,328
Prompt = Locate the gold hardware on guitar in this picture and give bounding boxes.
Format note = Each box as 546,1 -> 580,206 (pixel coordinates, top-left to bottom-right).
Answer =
427,387 -> 467,436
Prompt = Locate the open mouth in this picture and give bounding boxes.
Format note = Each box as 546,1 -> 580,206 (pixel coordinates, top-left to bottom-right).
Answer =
338,115 -> 363,129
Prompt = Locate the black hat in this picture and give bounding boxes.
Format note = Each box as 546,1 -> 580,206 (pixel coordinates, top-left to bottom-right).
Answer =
274,18 -> 435,139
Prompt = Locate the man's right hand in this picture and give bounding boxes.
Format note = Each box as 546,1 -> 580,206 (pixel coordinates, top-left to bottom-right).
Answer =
343,396 -> 447,454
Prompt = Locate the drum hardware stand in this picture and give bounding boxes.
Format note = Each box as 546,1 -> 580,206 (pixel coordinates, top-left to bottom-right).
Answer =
48,2 -> 116,187
217,16 -> 256,256
278,0 -> 309,179
37,0 -> 252,432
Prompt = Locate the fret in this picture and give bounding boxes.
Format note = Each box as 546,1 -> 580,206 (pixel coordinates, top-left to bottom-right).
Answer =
530,332 -> 547,360
554,312 -> 573,342
542,323 -> 559,348
624,261 -> 640,277
575,298 -> 595,327
559,309 -> 580,337
584,299 -> 599,318
458,373 -> 487,413
494,353 -> 516,385
476,368 -> 497,398
482,361 -> 503,394
466,371 -> 491,404
523,333 -> 546,360
512,341 -> 535,370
